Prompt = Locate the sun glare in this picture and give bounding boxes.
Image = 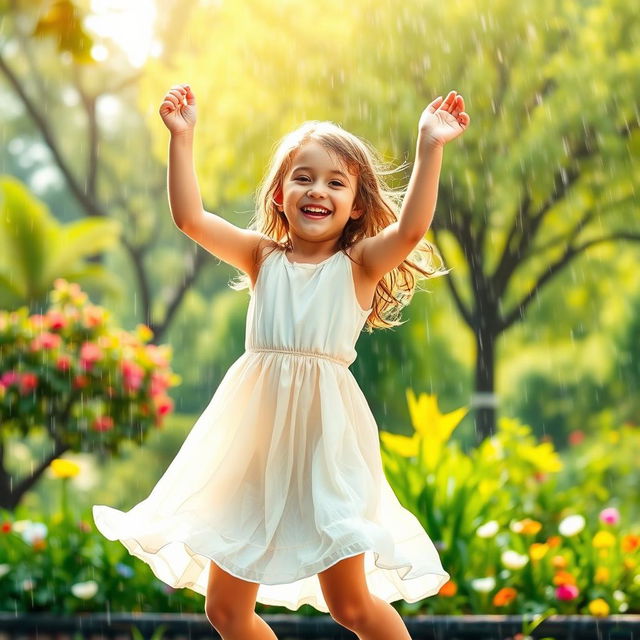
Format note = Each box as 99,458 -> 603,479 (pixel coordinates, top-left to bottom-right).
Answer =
84,0 -> 162,68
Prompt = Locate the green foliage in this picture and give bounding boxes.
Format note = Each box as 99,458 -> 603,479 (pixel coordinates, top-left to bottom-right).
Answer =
0,176 -> 122,311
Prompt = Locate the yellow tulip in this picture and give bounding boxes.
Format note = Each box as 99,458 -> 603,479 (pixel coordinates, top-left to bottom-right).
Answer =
379,432 -> 419,457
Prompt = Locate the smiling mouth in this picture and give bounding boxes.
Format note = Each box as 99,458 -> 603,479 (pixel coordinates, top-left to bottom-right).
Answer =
301,206 -> 332,218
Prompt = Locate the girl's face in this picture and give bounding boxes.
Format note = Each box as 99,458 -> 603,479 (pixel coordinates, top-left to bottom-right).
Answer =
276,140 -> 362,243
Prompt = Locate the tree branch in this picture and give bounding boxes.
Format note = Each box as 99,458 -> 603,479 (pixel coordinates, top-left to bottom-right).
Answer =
500,232 -> 640,331
432,228 -> 473,326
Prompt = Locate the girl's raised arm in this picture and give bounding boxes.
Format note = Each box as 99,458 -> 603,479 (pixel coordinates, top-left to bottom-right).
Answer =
159,84 -> 265,278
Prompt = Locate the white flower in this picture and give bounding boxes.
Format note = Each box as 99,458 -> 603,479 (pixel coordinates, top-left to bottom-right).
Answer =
21,522 -> 48,545
501,550 -> 529,569
470,576 -> 496,593
0,564 -> 10,578
619,603 -> 629,612
71,580 -> 99,600
613,590 -> 627,602
558,514 -> 585,537
476,520 -> 500,538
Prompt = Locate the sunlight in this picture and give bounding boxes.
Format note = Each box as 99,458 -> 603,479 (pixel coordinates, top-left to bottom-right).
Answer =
83,0 -> 162,68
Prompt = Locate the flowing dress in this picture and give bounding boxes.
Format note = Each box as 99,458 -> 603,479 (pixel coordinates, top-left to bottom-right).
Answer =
92,246 -> 450,612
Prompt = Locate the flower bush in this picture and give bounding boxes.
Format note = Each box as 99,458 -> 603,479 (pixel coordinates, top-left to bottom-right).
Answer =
0,279 -> 181,465
380,391 -> 640,616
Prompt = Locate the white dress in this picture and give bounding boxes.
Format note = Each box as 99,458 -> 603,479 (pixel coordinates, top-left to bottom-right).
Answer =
92,246 -> 450,612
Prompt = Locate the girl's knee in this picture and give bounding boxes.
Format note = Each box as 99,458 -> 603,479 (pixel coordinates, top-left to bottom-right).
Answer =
328,596 -> 373,630
205,601 -> 252,634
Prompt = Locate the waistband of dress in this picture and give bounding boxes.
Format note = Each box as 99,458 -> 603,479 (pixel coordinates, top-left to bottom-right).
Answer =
246,347 -> 350,367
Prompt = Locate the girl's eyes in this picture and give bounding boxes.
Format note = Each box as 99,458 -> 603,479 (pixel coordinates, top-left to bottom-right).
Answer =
295,176 -> 344,187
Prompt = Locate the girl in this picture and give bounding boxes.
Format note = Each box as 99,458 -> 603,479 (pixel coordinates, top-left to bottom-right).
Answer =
93,84 -> 470,640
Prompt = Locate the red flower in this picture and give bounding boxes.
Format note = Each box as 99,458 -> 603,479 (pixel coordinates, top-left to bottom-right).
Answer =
1,522 -> 12,533
72,374 -> 89,389
568,430 -> 585,446
56,355 -> 71,372
19,373 -> 38,394
92,416 -> 114,432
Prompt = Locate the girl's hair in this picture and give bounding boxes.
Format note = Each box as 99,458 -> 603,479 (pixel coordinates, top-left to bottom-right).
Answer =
229,120 -> 451,333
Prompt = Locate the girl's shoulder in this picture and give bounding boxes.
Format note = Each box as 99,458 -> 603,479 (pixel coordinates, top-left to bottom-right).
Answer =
250,238 -> 282,288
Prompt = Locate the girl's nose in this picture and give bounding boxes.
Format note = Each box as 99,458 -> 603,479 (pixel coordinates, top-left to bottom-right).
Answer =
307,185 -> 326,197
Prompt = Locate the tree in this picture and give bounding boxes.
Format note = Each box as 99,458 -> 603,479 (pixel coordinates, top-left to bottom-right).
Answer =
140,0 -> 640,440
0,0 -> 206,340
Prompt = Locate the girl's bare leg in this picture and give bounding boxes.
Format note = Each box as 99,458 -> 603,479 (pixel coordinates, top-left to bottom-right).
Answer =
205,560 -> 278,640
317,553 -> 411,640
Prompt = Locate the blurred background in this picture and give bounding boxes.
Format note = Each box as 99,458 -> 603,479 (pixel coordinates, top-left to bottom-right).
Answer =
1,0 -> 639,618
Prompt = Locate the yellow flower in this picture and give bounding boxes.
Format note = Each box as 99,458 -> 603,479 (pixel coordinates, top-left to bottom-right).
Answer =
529,543 -> 549,561
594,566 -> 610,584
135,323 -> 154,343
404,389 -> 467,469
588,598 -> 610,617
593,531 -> 616,549
379,432 -> 419,457
623,558 -> 636,571
50,458 -> 80,479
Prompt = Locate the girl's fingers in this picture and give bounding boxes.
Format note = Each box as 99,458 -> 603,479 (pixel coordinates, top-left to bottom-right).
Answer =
165,93 -> 180,107
169,89 -> 185,102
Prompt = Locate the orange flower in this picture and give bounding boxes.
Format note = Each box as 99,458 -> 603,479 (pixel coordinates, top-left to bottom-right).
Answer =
594,566 -> 610,584
546,536 -> 562,548
553,570 -> 576,586
551,555 -> 568,570
622,534 -> 640,553
518,519 -> 542,535
493,587 -> 517,607
438,580 -> 457,597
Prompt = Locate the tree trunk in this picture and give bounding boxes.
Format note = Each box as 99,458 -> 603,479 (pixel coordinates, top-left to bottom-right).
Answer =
472,327 -> 498,443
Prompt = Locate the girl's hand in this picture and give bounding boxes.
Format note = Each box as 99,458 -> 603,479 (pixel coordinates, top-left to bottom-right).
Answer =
159,83 -> 197,135
418,90 -> 470,148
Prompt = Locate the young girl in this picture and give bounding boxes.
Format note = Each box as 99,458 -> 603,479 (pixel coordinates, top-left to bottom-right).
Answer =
93,84 -> 470,640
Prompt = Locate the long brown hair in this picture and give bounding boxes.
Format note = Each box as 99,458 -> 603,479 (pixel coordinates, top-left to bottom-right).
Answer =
229,120 -> 450,332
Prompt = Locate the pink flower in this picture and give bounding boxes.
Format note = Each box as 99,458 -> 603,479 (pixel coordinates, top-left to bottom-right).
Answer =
120,360 -> 145,392
80,342 -> 103,370
599,507 -> 620,526
29,332 -> 62,351
46,310 -> 67,330
556,584 -> 579,601
1,371 -> 20,387
150,371 -> 170,396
